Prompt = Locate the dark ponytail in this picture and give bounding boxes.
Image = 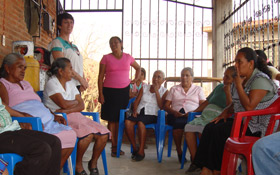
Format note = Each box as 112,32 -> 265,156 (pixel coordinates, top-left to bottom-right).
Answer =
256,55 -> 272,79
47,57 -> 70,77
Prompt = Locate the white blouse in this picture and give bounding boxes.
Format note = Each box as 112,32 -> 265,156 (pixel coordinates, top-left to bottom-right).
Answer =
136,84 -> 167,116
43,76 -> 79,112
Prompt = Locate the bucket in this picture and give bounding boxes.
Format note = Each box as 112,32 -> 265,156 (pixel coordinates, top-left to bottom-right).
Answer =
12,41 -> 40,91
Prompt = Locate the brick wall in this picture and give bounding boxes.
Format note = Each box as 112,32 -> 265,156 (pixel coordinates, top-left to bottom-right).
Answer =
0,0 -> 57,63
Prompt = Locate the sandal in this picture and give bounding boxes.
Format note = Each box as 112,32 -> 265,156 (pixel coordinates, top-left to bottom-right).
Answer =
88,160 -> 99,175
111,146 -> 125,157
131,146 -> 139,159
75,170 -> 88,175
132,153 -> 145,161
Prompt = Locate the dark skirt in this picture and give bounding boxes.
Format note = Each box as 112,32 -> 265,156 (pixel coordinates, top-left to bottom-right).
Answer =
193,118 -> 261,171
101,85 -> 129,122
126,108 -> 157,125
167,108 -> 187,129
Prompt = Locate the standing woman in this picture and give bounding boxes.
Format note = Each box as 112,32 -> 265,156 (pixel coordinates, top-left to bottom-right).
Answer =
49,12 -> 88,92
98,36 -> 141,157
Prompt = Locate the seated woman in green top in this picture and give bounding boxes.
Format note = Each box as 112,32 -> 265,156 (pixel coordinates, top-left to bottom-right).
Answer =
184,66 -> 236,162
0,98 -> 61,175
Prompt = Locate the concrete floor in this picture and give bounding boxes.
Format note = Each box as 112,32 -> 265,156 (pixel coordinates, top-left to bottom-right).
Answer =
81,142 -> 191,175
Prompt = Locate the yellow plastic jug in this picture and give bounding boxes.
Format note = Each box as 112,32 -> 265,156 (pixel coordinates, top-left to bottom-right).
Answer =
24,55 -> 40,91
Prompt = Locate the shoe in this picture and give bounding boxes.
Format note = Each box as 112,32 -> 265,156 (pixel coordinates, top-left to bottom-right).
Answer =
111,146 -> 125,157
132,153 -> 145,161
89,168 -> 99,175
178,154 -> 187,164
131,145 -> 140,159
131,149 -> 139,159
88,160 -> 99,175
75,170 -> 88,175
185,163 -> 201,174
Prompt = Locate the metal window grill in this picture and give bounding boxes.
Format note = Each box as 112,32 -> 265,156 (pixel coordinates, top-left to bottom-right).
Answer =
59,0 -> 213,91
223,0 -> 280,68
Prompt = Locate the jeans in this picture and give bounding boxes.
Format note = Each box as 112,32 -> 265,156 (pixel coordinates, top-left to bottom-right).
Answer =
252,132 -> 280,175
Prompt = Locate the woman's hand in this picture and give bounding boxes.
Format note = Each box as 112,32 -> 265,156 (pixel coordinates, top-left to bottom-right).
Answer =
130,79 -> 137,84
132,110 -> 138,117
152,83 -> 160,93
98,94 -> 105,104
223,84 -> 231,93
79,78 -> 89,91
54,115 -> 67,125
234,66 -> 246,87
174,111 -> 184,118
211,111 -> 229,124
19,123 -> 32,130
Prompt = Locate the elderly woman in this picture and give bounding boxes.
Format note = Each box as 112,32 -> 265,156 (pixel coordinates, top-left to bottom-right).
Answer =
0,53 -> 76,169
98,36 -> 141,157
43,57 -> 110,175
184,66 -> 235,169
186,47 -> 278,175
164,67 -> 206,163
125,70 -> 168,161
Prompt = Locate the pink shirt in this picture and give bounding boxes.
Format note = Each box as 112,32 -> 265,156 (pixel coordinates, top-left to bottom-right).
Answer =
166,84 -> 206,113
0,78 -> 41,107
100,53 -> 135,88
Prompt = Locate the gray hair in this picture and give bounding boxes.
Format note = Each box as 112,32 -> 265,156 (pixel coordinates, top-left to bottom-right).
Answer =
0,53 -> 24,78
154,70 -> 165,79
181,67 -> 194,77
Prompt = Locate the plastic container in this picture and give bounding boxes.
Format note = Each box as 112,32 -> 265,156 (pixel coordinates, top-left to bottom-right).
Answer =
13,41 -> 40,91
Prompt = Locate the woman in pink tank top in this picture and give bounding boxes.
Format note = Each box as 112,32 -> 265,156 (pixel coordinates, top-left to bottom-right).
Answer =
98,36 -> 141,157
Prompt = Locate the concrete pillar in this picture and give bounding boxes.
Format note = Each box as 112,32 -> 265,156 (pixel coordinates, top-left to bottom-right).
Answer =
212,0 -> 232,78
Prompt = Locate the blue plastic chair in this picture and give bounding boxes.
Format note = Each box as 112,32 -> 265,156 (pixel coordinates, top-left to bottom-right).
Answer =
180,112 -> 201,169
116,97 -> 135,157
116,97 -> 168,162
152,110 -> 174,163
0,117 -> 43,175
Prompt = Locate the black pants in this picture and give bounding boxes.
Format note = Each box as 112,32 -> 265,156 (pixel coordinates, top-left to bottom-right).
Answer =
0,129 -> 61,175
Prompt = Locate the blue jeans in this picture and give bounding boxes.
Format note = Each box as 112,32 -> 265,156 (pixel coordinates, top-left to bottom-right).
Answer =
252,132 -> 280,175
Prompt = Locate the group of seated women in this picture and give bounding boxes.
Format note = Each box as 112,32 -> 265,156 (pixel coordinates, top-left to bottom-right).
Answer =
0,46 -> 279,175
0,53 -> 110,175
122,47 -> 279,175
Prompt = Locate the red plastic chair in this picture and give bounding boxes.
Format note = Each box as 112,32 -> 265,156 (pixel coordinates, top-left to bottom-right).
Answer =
221,97 -> 280,175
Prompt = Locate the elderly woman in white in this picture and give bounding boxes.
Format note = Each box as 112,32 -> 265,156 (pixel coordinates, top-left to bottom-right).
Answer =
125,70 -> 168,161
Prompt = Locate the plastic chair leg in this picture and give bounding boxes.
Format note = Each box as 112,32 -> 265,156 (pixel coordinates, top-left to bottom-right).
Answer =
245,153 -> 254,175
63,140 -> 77,175
167,130 -> 173,157
180,140 -> 188,169
117,110 -> 126,158
157,126 -> 165,163
101,149 -> 108,175
221,149 -> 238,175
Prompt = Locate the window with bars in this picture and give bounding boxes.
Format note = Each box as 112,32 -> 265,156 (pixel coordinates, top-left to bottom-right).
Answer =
60,0 -> 214,95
